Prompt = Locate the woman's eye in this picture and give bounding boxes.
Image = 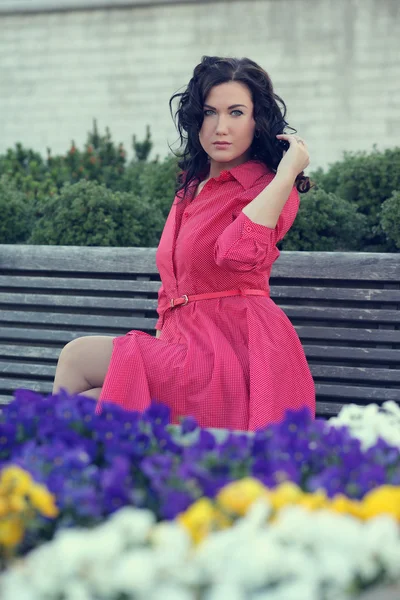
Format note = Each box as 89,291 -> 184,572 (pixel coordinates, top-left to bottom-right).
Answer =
203,110 -> 243,116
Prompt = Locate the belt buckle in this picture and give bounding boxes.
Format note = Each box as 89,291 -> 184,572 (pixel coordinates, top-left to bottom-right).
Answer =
170,294 -> 189,308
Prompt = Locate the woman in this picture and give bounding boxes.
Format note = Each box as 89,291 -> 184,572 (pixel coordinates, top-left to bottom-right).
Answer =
53,55 -> 316,430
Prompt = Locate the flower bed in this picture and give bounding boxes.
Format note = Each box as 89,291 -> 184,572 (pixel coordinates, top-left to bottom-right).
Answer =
1,390 -> 400,599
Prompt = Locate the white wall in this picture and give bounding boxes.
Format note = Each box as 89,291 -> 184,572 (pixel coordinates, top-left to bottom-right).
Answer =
0,0 -> 399,171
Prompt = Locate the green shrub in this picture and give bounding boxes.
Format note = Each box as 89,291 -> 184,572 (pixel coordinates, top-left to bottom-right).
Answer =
29,179 -> 165,247
0,175 -> 33,243
309,147 -> 400,250
279,187 -> 368,251
117,154 -> 179,219
380,190 -> 400,249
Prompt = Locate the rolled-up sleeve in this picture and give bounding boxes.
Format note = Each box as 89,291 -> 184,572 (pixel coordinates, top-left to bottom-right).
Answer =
213,186 -> 299,272
155,282 -> 169,330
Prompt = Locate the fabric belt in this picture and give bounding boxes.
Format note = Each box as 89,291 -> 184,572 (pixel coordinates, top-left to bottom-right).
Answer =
170,288 -> 270,308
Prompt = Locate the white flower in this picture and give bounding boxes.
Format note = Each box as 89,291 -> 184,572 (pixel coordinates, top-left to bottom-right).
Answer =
149,583 -> 195,600
233,498 -> 272,534
109,506 -> 155,544
329,401 -> 400,450
204,582 -> 247,600
63,580 -> 93,600
150,520 -> 191,568
251,578 -> 321,600
0,571 -> 41,600
110,548 -> 157,595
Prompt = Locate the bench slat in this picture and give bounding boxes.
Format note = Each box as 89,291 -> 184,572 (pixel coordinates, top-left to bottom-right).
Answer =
1,276 -> 399,304
0,360 -> 55,377
315,383 -> 399,402
0,293 -> 157,311
295,326 -> 400,344
0,310 -> 143,329
304,345 -> 400,364
282,306 -> 400,324
1,303 -> 399,327
0,345 -> 61,360
316,401 -> 347,417
272,287 -> 400,303
0,378 -> 53,393
2,346 -> 399,385
1,246 -> 399,280
0,276 -> 160,293
0,327 -> 133,344
1,324 -> 399,347
311,364 -> 400,383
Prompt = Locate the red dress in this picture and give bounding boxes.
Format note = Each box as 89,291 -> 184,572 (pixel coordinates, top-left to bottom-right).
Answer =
97,159 -> 315,430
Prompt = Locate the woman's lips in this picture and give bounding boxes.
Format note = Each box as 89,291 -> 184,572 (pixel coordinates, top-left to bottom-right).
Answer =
213,142 -> 231,147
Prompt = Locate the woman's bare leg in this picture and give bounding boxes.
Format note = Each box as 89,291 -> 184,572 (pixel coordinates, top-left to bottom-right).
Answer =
52,336 -> 115,396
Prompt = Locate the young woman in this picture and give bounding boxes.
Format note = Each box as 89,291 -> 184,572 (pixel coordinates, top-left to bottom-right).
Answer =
52,55 -> 316,430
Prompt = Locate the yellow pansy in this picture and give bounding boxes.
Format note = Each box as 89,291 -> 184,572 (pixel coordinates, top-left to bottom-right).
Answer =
216,477 -> 269,516
0,467 -> 33,496
0,518 -> 24,548
360,486 -> 400,520
298,490 -> 329,511
178,498 -> 230,544
267,481 -> 304,510
329,494 -> 364,519
28,485 -> 59,518
0,497 -> 9,518
7,494 -> 28,514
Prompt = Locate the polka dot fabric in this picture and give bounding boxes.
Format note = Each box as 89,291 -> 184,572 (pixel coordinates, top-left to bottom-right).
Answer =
97,159 -> 316,430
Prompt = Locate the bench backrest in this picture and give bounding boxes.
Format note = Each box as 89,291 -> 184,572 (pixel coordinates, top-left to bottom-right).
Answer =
0,245 -> 399,419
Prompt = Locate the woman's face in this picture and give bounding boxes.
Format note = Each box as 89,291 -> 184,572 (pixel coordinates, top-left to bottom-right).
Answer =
199,81 -> 256,170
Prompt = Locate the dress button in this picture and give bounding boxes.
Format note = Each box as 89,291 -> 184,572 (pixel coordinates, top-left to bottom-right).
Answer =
245,225 -> 252,232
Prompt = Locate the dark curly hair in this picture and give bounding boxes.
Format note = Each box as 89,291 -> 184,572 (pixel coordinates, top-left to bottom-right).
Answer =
169,55 -> 312,203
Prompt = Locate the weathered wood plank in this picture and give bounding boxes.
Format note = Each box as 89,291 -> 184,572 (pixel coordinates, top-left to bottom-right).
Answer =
295,326 -> 400,344
311,364 -> 400,383
271,286 -> 400,303
1,346 -> 399,386
304,345 -> 400,364
315,383 -> 400,402
0,361 -> 55,377
0,276 -> 161,293
316,401 -> 346,417
1,276 -> 399,304
1,291 -> 400,313
0,345 -> 61,360
0,378 -> 53,393
282,305 -> 400,324
1,246 -> 399,280
0,293 -> 157,311
1,324 -> 399,347
0,310 -> 146,329
0,327 -> 132,344
1,302 -> 399,328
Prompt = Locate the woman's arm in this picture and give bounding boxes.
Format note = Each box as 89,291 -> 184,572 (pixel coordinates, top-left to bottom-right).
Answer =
155,329 -> 162,339
242,169 -> 296,228
242,134 -> 309,228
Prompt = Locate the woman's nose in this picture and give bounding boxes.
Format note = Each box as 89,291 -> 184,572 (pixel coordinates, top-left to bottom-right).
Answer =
215,119 -> 229,133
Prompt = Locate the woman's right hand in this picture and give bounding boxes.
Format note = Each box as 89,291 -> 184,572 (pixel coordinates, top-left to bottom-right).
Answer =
276,134 -> 310,178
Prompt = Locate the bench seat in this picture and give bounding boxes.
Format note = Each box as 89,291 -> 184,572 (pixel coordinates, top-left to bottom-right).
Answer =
0,245 -> 399,419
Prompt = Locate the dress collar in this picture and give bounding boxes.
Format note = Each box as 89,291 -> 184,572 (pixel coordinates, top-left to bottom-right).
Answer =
198,159 -> 271,190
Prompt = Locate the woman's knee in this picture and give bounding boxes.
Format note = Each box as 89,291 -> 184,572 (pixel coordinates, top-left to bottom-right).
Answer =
56,335 -> 115,389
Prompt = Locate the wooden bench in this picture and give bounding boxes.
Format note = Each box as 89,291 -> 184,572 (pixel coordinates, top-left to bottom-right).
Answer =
0,245 -> 399,419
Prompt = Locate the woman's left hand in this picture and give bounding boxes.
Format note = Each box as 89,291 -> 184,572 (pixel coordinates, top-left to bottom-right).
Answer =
276,134 -> 310,178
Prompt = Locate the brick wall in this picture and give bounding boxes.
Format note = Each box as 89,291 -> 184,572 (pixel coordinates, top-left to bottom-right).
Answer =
0,0 -> 399,170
